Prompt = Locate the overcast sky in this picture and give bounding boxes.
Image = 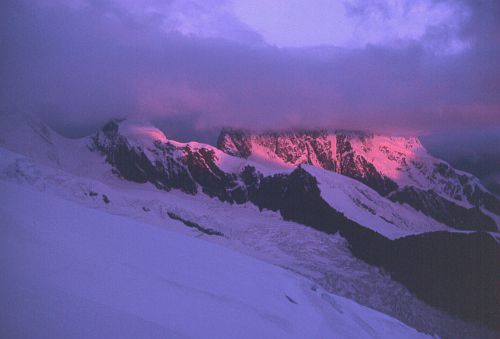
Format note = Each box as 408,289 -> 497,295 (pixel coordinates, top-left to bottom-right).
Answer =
1,0 -> 499,142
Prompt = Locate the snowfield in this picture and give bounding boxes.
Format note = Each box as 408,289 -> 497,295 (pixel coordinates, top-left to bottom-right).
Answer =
0,180 -> 429,339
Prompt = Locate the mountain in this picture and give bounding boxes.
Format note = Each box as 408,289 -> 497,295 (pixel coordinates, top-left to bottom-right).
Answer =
90,119 -> 453,239
218,128 -> 500,232
421,128 -> 500,196
447,153 -> 500,196
1,115 -> 499,338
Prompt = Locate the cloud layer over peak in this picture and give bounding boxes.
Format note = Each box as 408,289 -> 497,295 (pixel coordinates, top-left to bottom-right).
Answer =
1,0 -> 499,139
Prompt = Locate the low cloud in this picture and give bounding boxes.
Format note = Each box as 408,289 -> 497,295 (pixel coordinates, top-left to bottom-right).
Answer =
1,0 -> 499,139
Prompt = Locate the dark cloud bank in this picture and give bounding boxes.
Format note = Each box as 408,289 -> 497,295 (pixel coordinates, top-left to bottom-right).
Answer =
1,0 -> 499,145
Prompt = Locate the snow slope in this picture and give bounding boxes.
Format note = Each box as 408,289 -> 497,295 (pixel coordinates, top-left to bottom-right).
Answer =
0,180 -> 429,339
304,165 -> 452,239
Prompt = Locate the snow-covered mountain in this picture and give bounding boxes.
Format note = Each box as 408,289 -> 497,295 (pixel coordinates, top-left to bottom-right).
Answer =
87,119 -> 461,239
218,128 -> 500,231
1,115 -> 499,338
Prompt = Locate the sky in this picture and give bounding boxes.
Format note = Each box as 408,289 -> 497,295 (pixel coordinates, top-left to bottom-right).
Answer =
1,0 -> 500,142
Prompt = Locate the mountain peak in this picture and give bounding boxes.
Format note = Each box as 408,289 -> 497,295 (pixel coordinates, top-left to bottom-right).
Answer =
101,118 -> 168,146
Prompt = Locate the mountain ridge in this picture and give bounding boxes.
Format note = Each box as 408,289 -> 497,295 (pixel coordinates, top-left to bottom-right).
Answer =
218,127 -> 500,231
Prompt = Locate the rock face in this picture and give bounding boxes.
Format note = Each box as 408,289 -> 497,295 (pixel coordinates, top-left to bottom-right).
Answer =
241,166 -> 350,234
387,231 -> 500,331
340,226 -> 500,331
335,134 -> 399,196
218,128 -> 500,231
91,120 -> 198,193
91,120 -> 247,202
390,187 -> 497,231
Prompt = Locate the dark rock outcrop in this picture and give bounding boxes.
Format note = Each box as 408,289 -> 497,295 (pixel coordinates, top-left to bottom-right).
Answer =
390,187 -> 497,232
247,167 -> 343,233
91,121 -> 198,193
216,128 -> 252,158
167,212 -> 224,236
339,225 -> 500,331
182,146 -> 244,203
387,232 -> 500,330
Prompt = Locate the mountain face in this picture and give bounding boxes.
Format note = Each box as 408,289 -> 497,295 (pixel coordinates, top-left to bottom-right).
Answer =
89,120 -> 448,237
2,116 -> 500,336
218,128 -> 500,231
90,120 -> 499,237
90,120 -> 347,233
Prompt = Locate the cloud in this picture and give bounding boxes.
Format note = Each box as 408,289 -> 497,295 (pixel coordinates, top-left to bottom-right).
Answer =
232,0 -> 468,51
1,0 -> 499,140
343,0 -> 470,52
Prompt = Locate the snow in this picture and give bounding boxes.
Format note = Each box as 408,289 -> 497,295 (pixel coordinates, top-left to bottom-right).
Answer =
0,114 -> 112,180
349,135 -> 427,186
348,135 -> 485,208
168,139 -> 292,176
248,142 -> 296,170
304,165 -> 452,239
118,119 -> 168,145
0,179 -> 429,339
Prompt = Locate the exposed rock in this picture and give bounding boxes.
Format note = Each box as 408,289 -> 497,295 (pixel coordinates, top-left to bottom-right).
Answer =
218,128 -> 500,231
339,225 -> 500,330
390,187 -> 497,231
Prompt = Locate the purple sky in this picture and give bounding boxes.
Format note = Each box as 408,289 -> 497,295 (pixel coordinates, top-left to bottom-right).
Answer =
1,0 -> 500,140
